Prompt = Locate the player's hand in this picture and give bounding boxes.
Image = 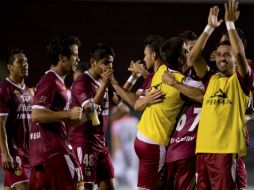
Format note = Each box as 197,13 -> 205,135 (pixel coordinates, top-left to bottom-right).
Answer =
224,0 -> 240,22
83,101 -> 101,115
1,152 -> 16,170
208,6 -> 223,28
143,89 -> 164,105
162,71 -> 178,86
101,67 -> 113,85
128,60 -> 145,78
69,106 -> 83,120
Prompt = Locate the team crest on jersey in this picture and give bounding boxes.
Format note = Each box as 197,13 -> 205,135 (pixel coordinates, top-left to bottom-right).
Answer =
39,96 -> 47,103
14,166 -> 22,176
206,89 -> 232,105
85,167 -> 91,177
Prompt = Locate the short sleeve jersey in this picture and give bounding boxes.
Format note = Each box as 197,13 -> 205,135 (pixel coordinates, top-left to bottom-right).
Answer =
137,65 -> 185,146
166,77 -> 204,162
0,78 -> 33,159
69,71 -> 112,147
138,73 -> 154,98
29,70 -> 73,166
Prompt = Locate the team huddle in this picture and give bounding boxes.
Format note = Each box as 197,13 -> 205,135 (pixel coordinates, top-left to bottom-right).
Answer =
0,0 -> 253,190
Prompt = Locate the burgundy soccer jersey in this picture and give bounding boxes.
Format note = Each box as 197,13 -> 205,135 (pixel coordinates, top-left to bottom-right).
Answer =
166,103 -> 201,162
69,71 -> 113,147
166,76 -> 204,163
138,73 -> 154,98
0,78 -> 33,159
29,70 -> 73,166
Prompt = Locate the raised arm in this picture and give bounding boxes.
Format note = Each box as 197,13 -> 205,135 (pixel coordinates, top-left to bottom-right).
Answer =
93,67 -> 113,105
111,75 -> 139,108
122,60 -> 148,91
224,0 -> 249,76
189,6 -> 223,79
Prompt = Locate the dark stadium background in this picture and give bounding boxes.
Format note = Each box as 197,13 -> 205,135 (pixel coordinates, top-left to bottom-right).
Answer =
0,0 -> 254,188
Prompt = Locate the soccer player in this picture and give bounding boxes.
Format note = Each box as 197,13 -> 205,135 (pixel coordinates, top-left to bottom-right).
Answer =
162,31 -> 205,190
189,2 -> 253,189
0,49 -> 32,190
220,27 -> 253,190
70,43 -> 126,190
111,35 -> 165,108
29,36 -> 87,190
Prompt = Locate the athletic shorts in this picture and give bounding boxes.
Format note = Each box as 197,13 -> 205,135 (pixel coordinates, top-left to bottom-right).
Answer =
196,153 -> 236,190
165,157 -> 196,190
29,154 -> 83,190
2,155 -> 30,188
73,144 -> 114,185
236,157 -> 247,190
134,137 -> 166,190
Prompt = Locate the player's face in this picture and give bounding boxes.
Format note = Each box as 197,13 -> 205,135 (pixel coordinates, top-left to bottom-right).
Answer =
180,43 -> 190,75
143,46 -> 154,70
185,40 -> 196,67
95,55 -> 114,76
215,45 -> 236,75
64,44 -> 80,73
9,53 -> 28,79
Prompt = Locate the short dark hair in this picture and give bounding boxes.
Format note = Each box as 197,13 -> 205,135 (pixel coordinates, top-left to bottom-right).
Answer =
160,37 -> 185,69
221,28 -> 247,49
88,43 -> 115,67
178,30 -> 197,41
216,40 -> 231,50
144,35 -> 164,60
5,48 -> 25,66
47,35 -> 81,65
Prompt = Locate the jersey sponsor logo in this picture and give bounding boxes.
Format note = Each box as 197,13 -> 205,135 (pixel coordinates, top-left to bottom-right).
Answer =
170,136 -> 195,143
30,132 -> 41,140
21,93 -> 32,102
206,89 -> 232,106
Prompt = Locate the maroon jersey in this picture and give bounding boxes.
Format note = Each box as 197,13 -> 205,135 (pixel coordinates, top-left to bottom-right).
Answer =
69,71 -> 113,147
166,103 -> 201,162
29,70 -> 73,166
0,78 -> 33,159
138,73 -> 154,97
166,76 -> 204,163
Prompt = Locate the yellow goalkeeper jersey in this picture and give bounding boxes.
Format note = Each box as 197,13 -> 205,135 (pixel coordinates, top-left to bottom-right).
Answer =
137,64 -> 185,146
